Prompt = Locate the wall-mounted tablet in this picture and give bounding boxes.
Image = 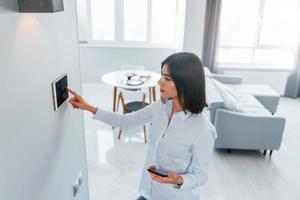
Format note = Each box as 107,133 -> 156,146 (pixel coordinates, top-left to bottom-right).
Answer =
52,73 -> 68,111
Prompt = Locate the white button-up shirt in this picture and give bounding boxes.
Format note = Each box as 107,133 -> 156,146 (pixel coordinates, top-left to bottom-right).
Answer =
93,99 -> 216,200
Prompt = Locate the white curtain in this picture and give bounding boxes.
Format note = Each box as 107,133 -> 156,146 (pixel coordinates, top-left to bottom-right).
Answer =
284,45 -> 300,98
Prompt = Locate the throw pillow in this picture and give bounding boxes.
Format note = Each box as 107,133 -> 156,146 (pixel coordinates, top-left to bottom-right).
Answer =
212,79 -> 245,113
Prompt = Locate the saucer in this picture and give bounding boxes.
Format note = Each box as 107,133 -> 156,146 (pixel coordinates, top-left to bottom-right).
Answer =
126,79 -> 144,86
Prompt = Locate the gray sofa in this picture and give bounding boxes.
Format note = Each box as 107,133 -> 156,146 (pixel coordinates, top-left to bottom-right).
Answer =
214,109 -> 285,155
212,74 -> 280,114
206,73 -> 286,155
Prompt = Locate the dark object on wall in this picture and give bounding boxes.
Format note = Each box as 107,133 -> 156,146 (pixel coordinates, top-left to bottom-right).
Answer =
18,0 -> 64,13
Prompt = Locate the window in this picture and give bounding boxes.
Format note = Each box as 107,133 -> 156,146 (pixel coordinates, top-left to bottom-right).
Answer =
215,0 -> 300,70
89,0 -> 184,47
124,0 -> 147,41
90,0 -> 115,41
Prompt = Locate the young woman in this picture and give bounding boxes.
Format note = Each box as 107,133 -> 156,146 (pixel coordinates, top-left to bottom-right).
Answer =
68,52 -> 216,200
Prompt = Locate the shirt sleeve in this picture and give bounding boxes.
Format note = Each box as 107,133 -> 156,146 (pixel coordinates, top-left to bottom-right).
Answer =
178,126 -> 216,190
92,100 -> 161,130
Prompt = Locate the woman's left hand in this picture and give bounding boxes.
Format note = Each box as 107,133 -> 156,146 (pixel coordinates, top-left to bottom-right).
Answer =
148,165 -> 183,185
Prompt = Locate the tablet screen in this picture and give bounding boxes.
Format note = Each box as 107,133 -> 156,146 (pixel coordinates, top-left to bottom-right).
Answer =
52,74 -> 68,111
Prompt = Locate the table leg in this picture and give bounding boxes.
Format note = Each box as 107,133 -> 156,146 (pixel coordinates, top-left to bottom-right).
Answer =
152,87 -> 156,101
113,87 -> 117,112
149,88 -> 152,103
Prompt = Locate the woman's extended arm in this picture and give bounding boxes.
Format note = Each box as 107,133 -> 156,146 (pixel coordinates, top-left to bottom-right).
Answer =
68,88 -> 160,130
68,88 -> 98,114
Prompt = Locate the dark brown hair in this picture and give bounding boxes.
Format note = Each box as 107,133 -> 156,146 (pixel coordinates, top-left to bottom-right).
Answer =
161,52 -> 207,114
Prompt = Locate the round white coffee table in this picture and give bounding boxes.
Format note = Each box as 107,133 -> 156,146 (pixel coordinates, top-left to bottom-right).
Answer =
102,70 -> 161,111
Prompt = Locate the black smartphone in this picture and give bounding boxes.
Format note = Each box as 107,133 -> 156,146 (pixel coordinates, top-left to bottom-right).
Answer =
147,168 -> 168,177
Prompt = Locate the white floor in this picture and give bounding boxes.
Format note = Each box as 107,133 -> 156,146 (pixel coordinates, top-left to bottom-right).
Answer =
82,83 -> 300,200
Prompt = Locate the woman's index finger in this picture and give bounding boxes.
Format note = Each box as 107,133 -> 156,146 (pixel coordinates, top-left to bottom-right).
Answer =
67,88 -> 79,96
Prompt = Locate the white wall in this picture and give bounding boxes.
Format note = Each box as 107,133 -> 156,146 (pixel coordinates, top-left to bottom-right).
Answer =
223,69 -> 290,95
77,0 -> 207,84
79,46 -> 175,83
0,1 -> 89,200
75,0 -> 176,83
78,0 -> 288,94
183,0 -> 207,57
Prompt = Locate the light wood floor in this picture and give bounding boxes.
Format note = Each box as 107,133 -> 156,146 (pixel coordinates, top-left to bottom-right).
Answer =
83,83 -> 300,200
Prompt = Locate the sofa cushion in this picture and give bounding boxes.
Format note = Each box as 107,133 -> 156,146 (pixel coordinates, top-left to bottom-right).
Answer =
212,79 -> 271,116
237,94 -> 270,116
228,84 -> 279,97
212,79 -> 245,112
204,66 -> 212,77
227,84 -> 280,114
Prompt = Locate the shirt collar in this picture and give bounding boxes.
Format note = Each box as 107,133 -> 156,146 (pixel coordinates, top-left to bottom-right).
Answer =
162,99 -> 192,121
178,110 -> 192,120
